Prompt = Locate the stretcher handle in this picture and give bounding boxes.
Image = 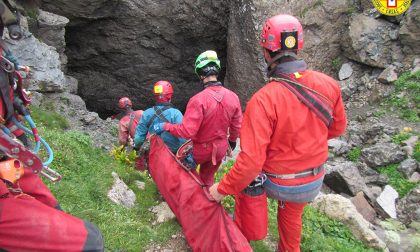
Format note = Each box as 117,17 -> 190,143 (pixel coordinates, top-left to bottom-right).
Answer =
40,166 -> 62,182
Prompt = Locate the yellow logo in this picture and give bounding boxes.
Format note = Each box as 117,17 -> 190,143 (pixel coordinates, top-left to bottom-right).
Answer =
154,85 -> 163,94
284,36 -> 296,49
371,0 -> 412,16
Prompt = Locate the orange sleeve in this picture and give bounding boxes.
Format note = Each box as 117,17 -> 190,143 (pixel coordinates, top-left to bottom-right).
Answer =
218,94 -> 274,195
118,120 -> 129,145
328,88 -> 347,139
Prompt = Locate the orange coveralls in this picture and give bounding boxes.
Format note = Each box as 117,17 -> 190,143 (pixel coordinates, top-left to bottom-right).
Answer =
118,110 -> 143,146
166,84 -> 242,185
218,69 -> 347,252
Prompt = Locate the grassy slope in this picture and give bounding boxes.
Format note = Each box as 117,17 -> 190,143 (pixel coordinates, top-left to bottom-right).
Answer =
32,109 -> 377,251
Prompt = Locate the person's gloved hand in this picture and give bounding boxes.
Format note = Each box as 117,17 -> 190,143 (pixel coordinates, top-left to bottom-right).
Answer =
152,123 -> 166,135
133,144 -> 140,151
228,140 -> 236,151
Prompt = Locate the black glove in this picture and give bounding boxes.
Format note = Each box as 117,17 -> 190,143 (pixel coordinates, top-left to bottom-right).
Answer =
133,144 -> 140,151
228,140 -> 236,151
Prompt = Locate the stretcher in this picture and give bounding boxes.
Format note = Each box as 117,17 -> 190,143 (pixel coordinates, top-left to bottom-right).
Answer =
148,135 -> 252,252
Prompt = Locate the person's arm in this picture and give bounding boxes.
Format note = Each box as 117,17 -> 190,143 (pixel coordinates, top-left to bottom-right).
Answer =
134,114 -> 149,147
228,95 -> 243,142
165,98 -> 204,139
328,88 -> 347,139
218,94 -> 274,196
118,120 -> 129,146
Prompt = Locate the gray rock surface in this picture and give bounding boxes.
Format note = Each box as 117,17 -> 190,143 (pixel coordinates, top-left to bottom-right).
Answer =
338,63 -> 353,80
42,0 -> 229,117
397,185 -> 420,225
150,202 -> 176,224
6,34 -> 66,92
107,172 -> 136,208
312,194 -> 388,250
378,65 -> 398,84
324,161 -> 372,197
398,159 -> 419,179
376,185 -> 398,219
351,192 -> 377,223
361,143 -> 406,168
34,10 -> 69,55
399,1 -> 420,60
342,13 -> 403,68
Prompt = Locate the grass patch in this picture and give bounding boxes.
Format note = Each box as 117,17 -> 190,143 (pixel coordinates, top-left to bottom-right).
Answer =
382,71 -> 420,122
391,131 -> 412,145
378,164 -> 418,197
30,106 -> 70,129
29,107 -> 180,251
348,147 -> 362,162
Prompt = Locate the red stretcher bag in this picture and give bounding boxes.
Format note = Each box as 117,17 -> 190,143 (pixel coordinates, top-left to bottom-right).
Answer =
234,190 -> 268,241
148,136 -> 252,252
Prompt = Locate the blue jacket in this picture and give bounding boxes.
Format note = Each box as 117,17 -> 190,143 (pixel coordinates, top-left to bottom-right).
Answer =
134,103 -> 186,152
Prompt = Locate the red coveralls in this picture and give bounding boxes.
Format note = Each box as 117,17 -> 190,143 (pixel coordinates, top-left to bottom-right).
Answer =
166,84 -> 242,185
118,110 -> 143,146
0,70 -> 103,251
218,70 -> 347,252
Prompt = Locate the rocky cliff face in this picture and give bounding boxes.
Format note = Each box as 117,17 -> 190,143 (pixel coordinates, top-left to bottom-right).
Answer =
41,0 -> 229,117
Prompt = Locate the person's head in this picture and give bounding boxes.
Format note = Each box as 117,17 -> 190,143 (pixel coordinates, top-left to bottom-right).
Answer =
261,14 -> 304,68
118,97 -> 132,111
0,0 -> 23,40
194,50 -> 221,83
153,80 -> 173,103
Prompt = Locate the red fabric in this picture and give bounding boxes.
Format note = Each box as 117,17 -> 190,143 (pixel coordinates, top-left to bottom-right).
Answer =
193,138 -> 228,185
11,167 -> 58,207
118,110 -> 143,145
218,70 -> 347,195
234,191 -> 268,241
134,156 -> 146,171
0,194 -> 89,252
148,136 -> 252,252
277,201 -> 306,252
166,85 -> 242,185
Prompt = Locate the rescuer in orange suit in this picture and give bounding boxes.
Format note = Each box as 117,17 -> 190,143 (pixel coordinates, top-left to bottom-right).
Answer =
117,97 -> 143,147
210,14 -> 347,252
153,50 -> 243,186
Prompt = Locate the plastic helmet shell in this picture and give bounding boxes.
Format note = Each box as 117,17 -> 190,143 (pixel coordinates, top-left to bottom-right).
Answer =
118,97 -> 132,109
261,14 -> 304,53
194,50 -> 221,74
153,80 -> 173,102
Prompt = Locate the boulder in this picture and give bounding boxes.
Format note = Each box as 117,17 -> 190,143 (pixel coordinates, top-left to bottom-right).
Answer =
377,65 -> 398,84
107,172 -> 136,208
376,185 -> 399,219
361,143 -> 406,168
397,159 -> 418,179
342,13 -> 403,68
34,10 -> 69,54
399,1 -> 420,60
312,194 -> 387,250
338,63 -> 353,80
351,192 -> 377,223
397,185 -> 420,225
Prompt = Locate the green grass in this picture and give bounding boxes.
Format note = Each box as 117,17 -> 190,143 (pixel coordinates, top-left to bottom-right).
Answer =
414,140 -> 420,162
382,71 -> 420,122
348,147 -> 362,162
391,132 -> 412,145
30,106 -> 70,129
378,164 -> 419,197
28,106 -> 180,251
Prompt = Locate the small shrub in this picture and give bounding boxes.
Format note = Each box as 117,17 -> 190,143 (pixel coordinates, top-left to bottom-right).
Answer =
391,132 -> 411,145
30,106 -> 70,129
331,58 -> 342,72
378,164 -> 418,197
348,147 -> 362,162
382,71 -> 420,122
215,160 -> 235,212
110,145 -> 137,166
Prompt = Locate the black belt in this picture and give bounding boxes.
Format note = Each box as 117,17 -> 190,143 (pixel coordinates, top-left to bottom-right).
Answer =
264,165 -> 324,180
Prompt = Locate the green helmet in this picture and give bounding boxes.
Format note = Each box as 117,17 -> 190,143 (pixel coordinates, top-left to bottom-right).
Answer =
194,50 -> 221,74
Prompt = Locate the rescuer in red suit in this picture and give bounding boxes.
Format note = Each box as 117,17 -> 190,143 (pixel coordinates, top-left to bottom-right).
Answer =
210,14 -> 347,252
153,50 -> 243,186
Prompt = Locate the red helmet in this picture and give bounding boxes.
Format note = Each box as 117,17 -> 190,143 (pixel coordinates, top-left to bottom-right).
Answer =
153,80 -> 173,102
261,14 -> 304,62
118,97 -> 132,109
